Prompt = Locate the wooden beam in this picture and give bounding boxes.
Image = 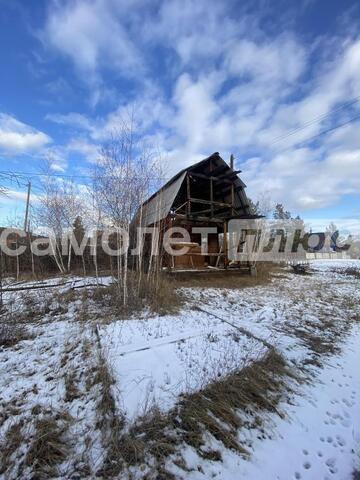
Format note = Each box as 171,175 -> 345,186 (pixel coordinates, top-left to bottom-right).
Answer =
209,164 -> 228,176
218,185 -> 243,195
189,203 -> 236,216
218,170 -> 241,179
186,174 -> 191,216
182,253 -> 225,257
210,208 -> 242,218
210,178 -> 214,218
175,213 -> 226,223
189,172 -> 233,184
189,197 -> 233,208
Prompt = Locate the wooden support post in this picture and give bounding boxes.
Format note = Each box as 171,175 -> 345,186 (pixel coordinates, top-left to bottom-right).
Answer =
186,174 -> 191,217
230,154 -> 234,170
210,178 -> 214,218
223,221 -> 228,269
231,184 -> 235,216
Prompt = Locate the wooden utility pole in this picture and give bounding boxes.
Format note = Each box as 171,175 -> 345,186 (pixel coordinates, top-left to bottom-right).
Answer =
24,181 -> 31,233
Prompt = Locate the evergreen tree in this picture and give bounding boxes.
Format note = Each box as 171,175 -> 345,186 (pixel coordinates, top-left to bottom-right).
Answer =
248,198 -> 260,215
72,216 -> 85,243
273,203 -> 291,220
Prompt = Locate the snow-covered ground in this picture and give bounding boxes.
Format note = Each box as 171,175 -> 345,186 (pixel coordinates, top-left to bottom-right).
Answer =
170,323 -> 360,479
0,259 -> 359,479
101,260 -> 360,420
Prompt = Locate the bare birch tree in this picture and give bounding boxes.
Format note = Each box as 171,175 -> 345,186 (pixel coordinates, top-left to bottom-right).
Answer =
36,163 -> 87,274
92,114 -> 162,305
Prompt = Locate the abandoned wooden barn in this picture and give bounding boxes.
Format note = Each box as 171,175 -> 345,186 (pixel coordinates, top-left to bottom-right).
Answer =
133,152 -> 260,271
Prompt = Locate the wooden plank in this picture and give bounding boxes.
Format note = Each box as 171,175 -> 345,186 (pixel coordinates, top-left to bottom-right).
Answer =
188,203 -> 236,215
182,252 -> 225,257
209,164 -> 228,176
218,170 -> 241,179
2,282 -> 108,293
175,213 -> 227,223
189,172 -> 233,184
218,185 -> 243,196
215,242 -> 223,267
189,197 -> 233,208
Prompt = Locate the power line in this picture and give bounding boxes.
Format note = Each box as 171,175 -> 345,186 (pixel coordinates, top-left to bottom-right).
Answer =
269,95 -> 360,145
0,170 -> 97,180
274,112 -> 360,154
0,169 -> 167,181
1,101 -> 360,183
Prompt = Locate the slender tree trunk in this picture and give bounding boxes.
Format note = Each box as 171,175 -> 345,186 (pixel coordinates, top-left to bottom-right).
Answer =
28,232 -> 35,278
116,229 -> 122,291
137,203 -> 143,294
52,240 -> 66,274
55,239 -> 66,274
93,234 -> 99,284
81,254 -> 86,277
0,248 -> 3,311
109,255 -> 113,277
16,238 -> 20,281
67,240 -> 72,272
123,249 -> 128,306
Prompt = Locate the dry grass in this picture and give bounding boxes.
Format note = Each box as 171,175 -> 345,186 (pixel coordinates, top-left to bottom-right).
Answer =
0,319 -> 32,348
291,323 -> 340,357
277,282 -> 358,367
173,348 -> 295,458
64,371 -> 81,403
171,262 -> 281,290
332,267 -> 360,279
25,414 -> 71,479
1,411 -> 70,478
98,348 -> 298,478
3,291 -> 54,325
87,272 -> 182,318
93,352 -> 118,424
0,421 -> 24,476
0,403 -> 22,429
344,267 -> 360,279
0,288 -> 59,346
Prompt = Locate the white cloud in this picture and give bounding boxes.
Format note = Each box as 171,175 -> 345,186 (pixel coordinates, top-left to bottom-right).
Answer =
162,35 -> 360,211
145,0 -> 236,64
49,162 -> 66,173
67,138 -> 100,163
226,36 -> 306,85
43,0 -> 144,103
241,145 -> 360,211
46,112 -> 93,132
39,1 -> 360,213
5,189 -> 41,203
0,113 -> 51,154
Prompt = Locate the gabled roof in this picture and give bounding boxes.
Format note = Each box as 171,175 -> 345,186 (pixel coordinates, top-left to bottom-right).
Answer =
137,152 -> 252,226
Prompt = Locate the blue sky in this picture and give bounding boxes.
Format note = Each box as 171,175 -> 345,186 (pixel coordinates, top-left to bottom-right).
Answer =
0,0 -> 360,227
